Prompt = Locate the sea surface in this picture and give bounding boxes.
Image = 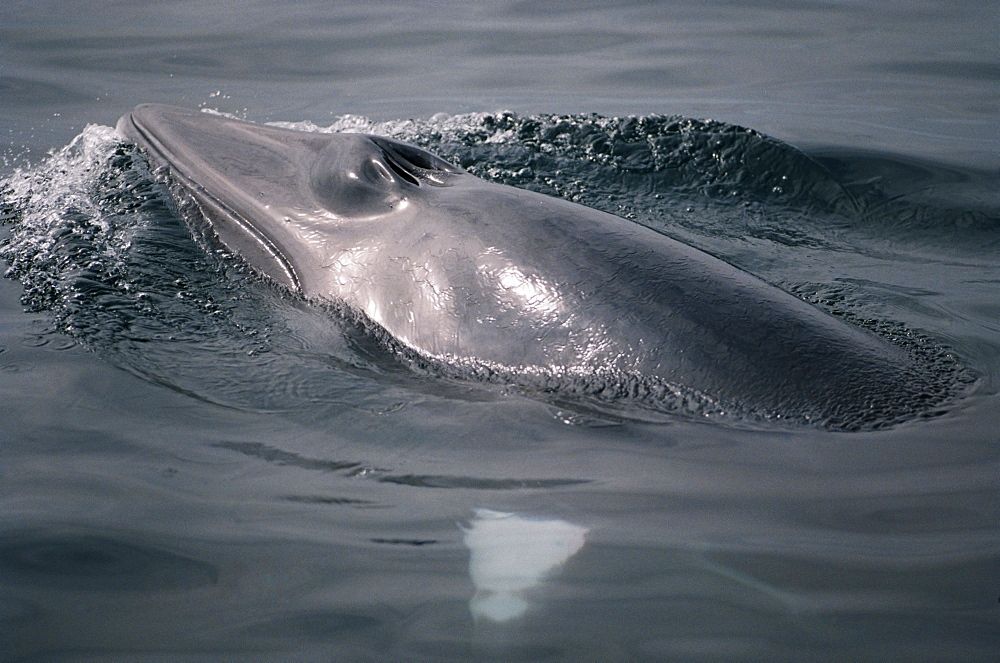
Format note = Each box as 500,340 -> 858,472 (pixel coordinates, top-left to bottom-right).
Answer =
2,1 -> 998,661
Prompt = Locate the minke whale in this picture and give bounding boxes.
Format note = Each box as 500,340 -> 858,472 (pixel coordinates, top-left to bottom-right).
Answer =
117,104 -> 946,428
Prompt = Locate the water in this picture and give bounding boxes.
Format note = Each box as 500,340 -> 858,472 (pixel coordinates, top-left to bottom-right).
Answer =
2,1 -> 998,660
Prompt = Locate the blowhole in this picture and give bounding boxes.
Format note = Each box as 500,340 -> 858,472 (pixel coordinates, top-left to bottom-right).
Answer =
370,136 -> 461,187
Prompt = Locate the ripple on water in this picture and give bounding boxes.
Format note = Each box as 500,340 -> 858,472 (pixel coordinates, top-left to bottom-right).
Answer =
0,530 -> 218,592
248,609 -> 385,640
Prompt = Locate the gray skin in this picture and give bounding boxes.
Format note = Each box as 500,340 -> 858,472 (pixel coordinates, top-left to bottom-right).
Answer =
117,104 -> 933,427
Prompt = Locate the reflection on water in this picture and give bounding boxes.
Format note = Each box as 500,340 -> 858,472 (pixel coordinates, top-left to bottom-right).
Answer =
463,509 -> 587,622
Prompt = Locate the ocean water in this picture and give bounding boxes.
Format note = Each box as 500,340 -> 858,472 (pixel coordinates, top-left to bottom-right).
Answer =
2,1 -> 998,661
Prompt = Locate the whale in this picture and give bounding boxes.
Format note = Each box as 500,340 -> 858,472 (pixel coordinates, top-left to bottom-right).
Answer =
116,104 -> 945,428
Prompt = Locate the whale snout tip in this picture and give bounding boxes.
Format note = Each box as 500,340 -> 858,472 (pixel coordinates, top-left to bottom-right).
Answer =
116,104 -> 165,141
115,110 -> 136,138
117,104 -> 204,139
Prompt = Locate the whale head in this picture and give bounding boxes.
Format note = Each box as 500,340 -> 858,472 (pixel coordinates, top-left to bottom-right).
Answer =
118,104 -> 462,292
117,104 -> 959,428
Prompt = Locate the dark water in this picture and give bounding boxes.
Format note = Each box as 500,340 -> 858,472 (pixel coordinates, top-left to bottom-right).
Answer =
2,1 -> 999,661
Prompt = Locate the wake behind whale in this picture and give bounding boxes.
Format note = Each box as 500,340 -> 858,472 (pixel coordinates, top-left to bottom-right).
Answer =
2,106 -> 967,429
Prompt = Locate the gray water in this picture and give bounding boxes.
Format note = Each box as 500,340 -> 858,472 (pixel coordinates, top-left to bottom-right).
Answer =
2,1 -> 999,661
